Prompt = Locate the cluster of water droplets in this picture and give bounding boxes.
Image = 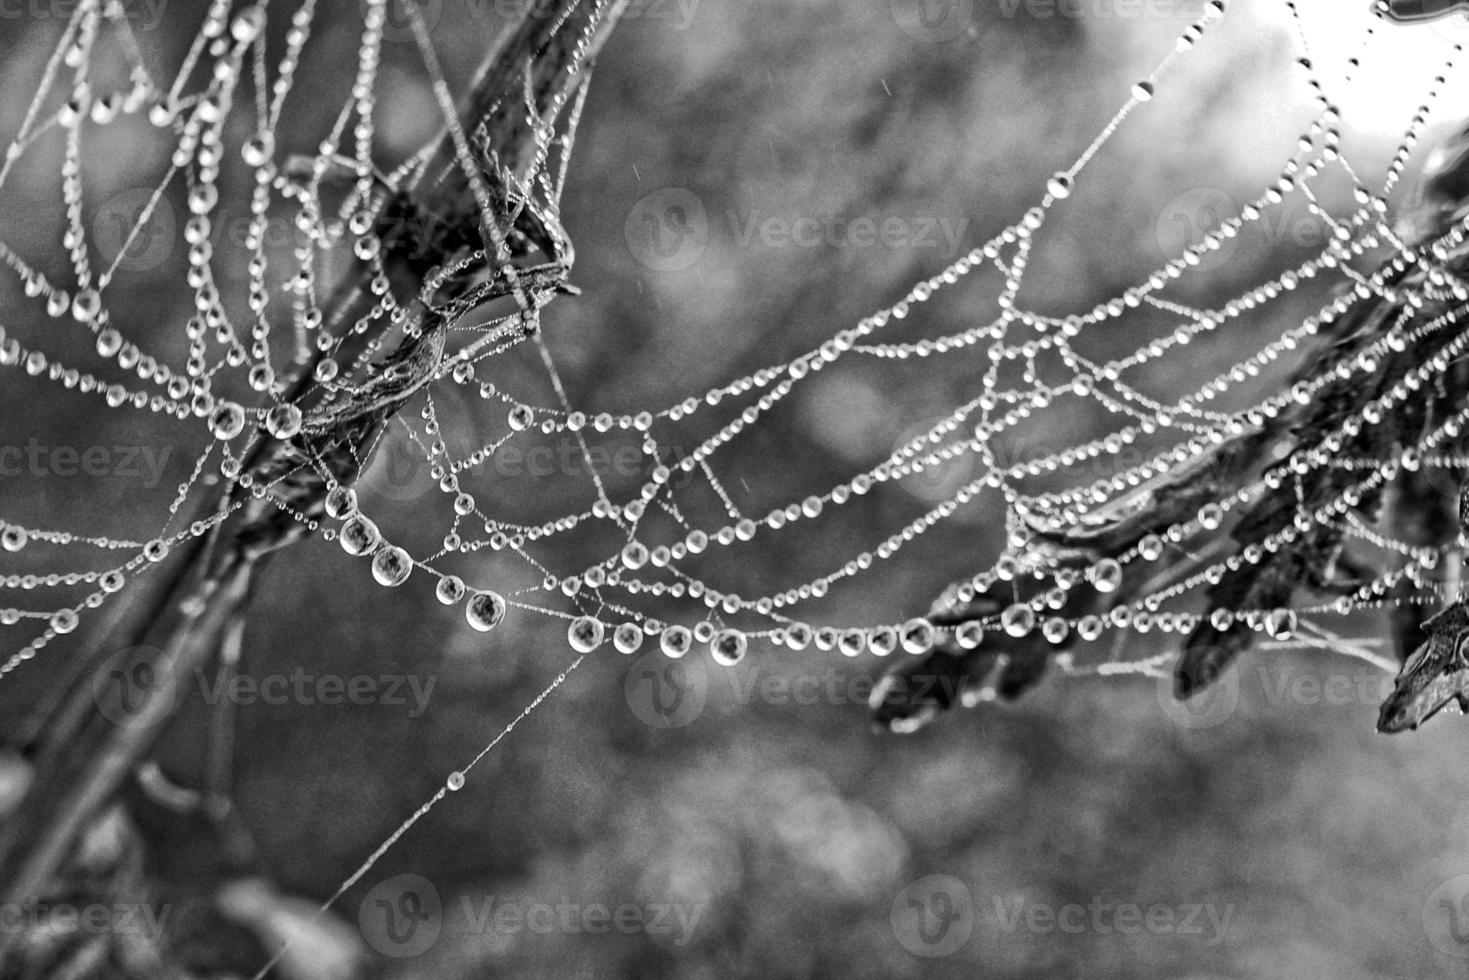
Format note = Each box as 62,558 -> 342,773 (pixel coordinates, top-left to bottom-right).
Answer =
0,0 -> 1464,699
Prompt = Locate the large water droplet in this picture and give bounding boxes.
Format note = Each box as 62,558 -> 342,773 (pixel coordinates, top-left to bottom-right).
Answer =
613,622 -> 643,654
324,486 -> 357,519
660,625 -> 692,658
465,590 -> 507,631
1265,607 -> 1296,640
339,515 -> 381,556
1,526 -> 28,553
209,401 -> 246,440
1002,603 -> 1036,638
710,629 -> 747,666
1089,558 -> 1123,593
568,616 -> 605,653
435,575 -> 466,605
900,617 -> 935,654
265,404 -> 303,439
371,545 -> 412,587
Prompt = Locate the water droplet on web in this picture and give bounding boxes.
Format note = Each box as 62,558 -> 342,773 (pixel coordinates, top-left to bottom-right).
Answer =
144,539 -> 169,562
568,616 -> 604,652
209,402 -> 246,440
446,770 -> 465,792
613,622 -> 643,654
900,617 -> 935,654
660,625 -> 692,658
1046,174 -> 1072,199
867,625 -> 898,657
339,515 -> 381,556
371,545 -> 413,587
710,629 -> 747,666
508,406 -> 533,431
954,621 -> 984,649
325,486 -> 357,519
50,609 -> 78,634
1265,607 -> 1296,640
265,404 -> 303,439
1002,603 -> 1035,638
782,622 -> 813,650
241,132 -> 274,167
466,590 -> 507,632
1088,558 -> 1122,593
1132,80 -> 1154,102
1,526 -> 28,553
435,575 -> 466,605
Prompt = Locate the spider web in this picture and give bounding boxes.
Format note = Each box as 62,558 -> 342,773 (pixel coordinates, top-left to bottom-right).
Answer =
0,0 -> 1466,971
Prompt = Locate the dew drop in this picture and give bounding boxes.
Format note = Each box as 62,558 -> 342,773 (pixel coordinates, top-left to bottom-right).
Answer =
568,616 -> 605,653
1088,558 -> 1123,593
371,545 -> 412,587
209,401 -> 246,440
50,609 -> 78,634
783,622 -> 812,651
1,526 -> 28,552
613,622 -> 644,654
324,486 -> 358,519
900,617 -> 935,654
1001,603 -> 1036,638
710,629 -> 747,666
955,621 -> 984,649
1046,173 -> 1072,199
435,575 -> 466,605
660,625 -> 692,658
446,770 -> 465,792
265,403 -> 303,439
465,590 -> 507,631
1265,607 -> 1296,640
1132,80 -> 1154,101
339,515 -> 381,556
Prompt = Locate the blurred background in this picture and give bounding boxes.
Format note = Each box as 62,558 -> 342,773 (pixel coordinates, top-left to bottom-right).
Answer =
4,0 -> 1469,977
